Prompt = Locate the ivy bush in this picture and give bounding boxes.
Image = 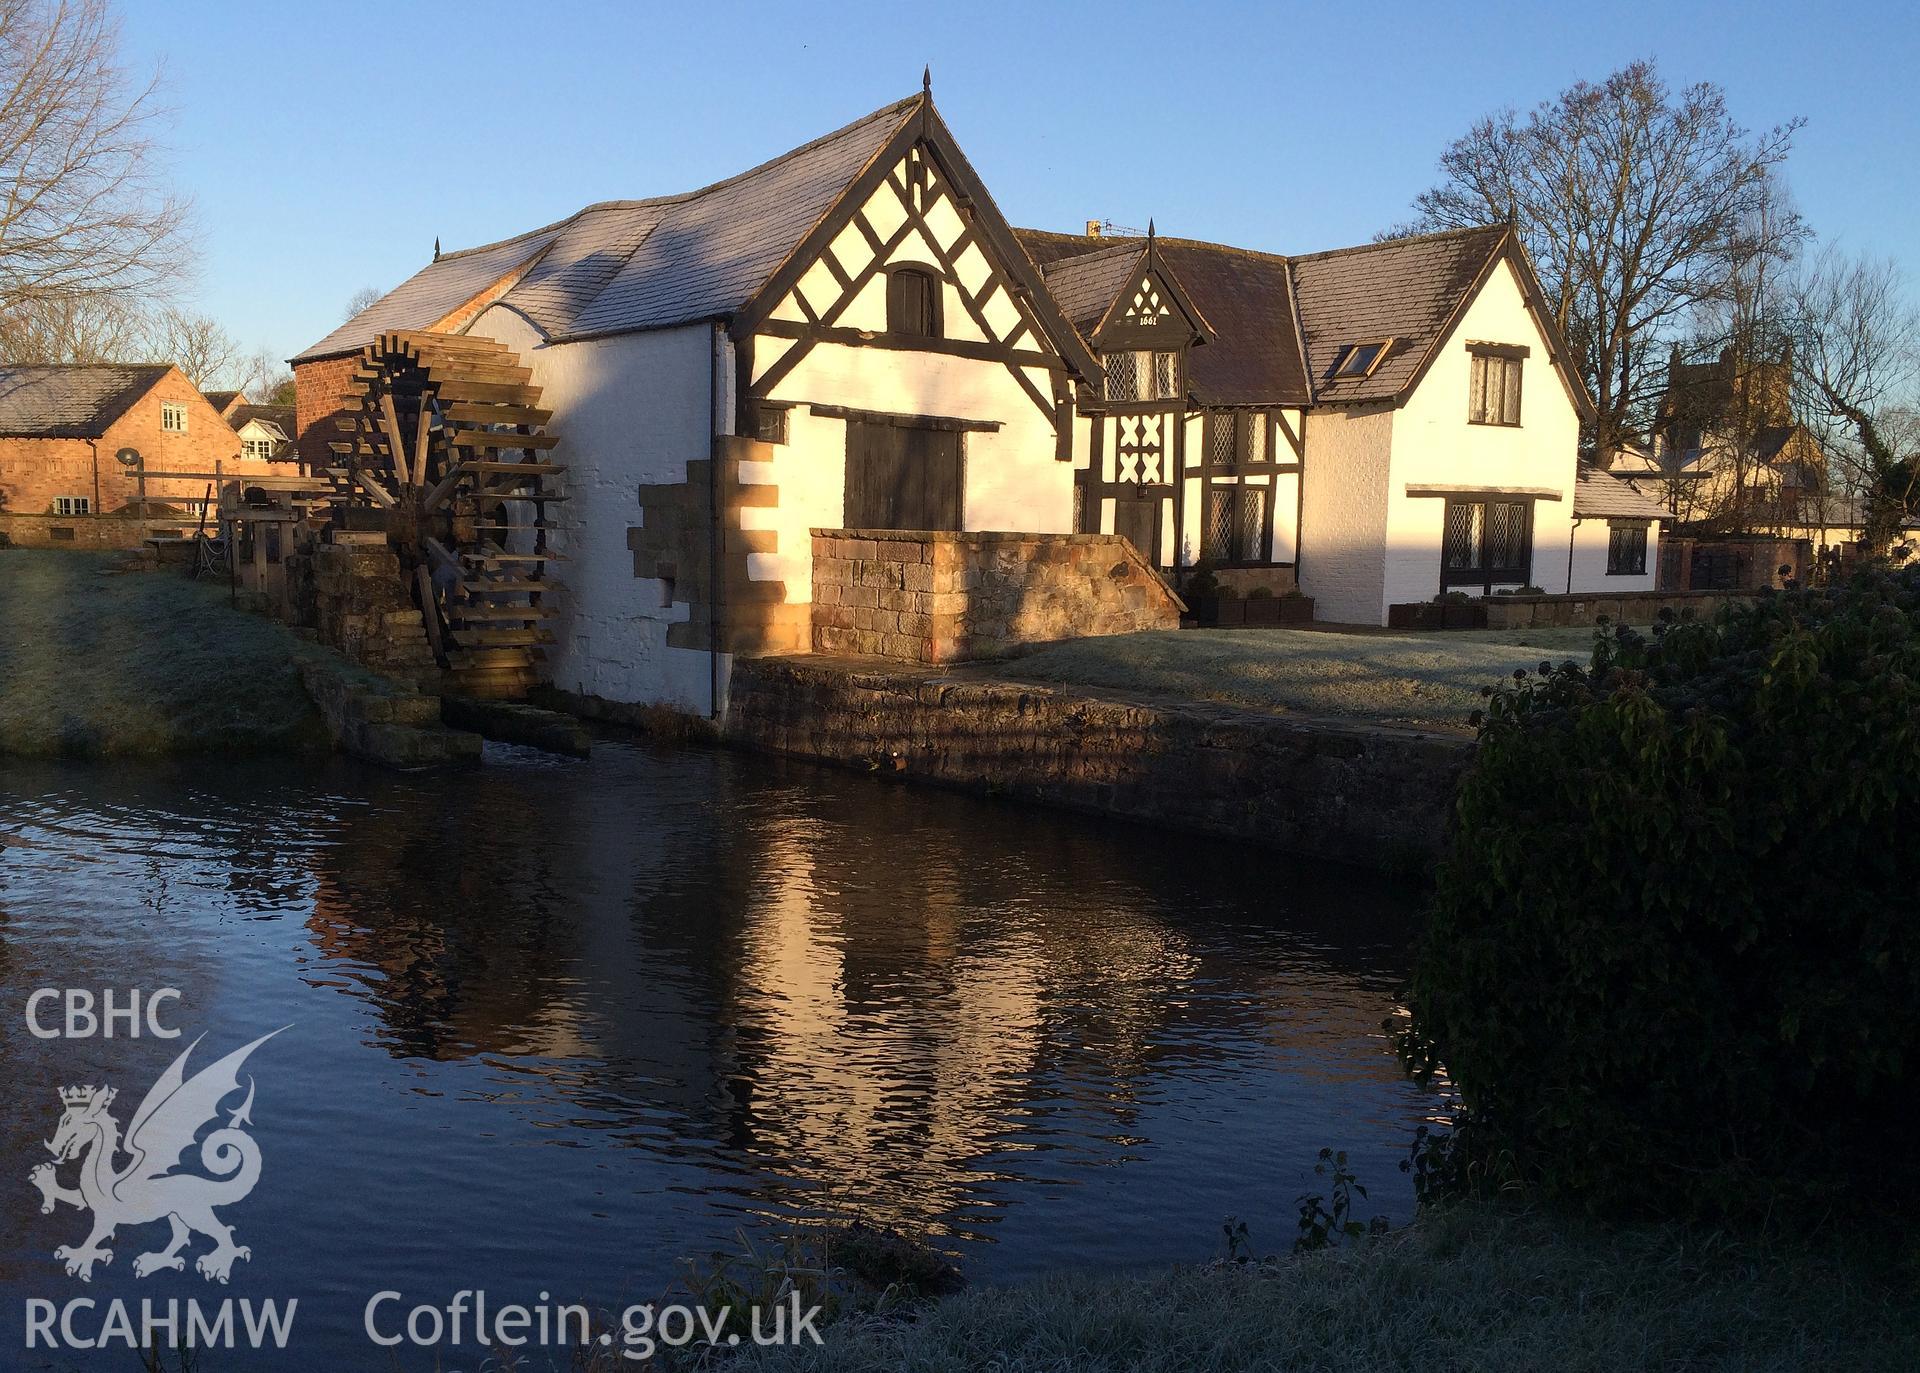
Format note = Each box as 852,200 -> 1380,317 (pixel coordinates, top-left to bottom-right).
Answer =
1399,568 -> 1920,1221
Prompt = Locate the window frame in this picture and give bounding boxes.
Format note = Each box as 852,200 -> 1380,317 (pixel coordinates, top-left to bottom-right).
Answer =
160,402 -> 189,434
884,265 -> 943,339
1606,521 -> 1649,576
1440,496 -> 1534,593
1334,338 -> 1394,379
1102,350 -> 1180,404
54,495 -> 91,516
1467,345 -> 1526,427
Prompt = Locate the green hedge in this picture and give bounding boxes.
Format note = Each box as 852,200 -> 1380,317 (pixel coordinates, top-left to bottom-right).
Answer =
1399,569 -> 1920,1220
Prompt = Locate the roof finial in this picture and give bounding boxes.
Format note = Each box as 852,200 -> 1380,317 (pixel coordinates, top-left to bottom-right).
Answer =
1147,217 -> 1156,241
433,236 -> 441,261
923,65 -> 931,97
1505,201 -> 1517,227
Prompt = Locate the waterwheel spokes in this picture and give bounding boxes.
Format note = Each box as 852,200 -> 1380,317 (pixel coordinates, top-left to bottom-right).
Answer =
323,331 -> 564,699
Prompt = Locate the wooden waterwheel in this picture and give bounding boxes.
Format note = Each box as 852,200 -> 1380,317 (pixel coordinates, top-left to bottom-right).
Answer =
328,330 -> 564,699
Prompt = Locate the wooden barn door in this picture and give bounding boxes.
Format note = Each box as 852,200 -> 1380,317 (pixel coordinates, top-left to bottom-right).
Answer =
845,421 -> 963,531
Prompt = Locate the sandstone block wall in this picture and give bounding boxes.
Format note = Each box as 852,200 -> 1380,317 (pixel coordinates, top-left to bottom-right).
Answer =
727,656 -> 1471,868
1481,588 -> 1750,630
810,529 -> 1183,664
296,542 -> 440,686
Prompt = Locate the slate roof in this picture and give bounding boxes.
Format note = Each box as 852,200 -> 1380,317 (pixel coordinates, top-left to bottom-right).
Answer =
1031,242 -> 1144,328
1017,224 -> 1516,410
1157,241 -> 1307,406
1572,464 -> 1668,520
0,364 -> 169,438
295,96 -> 922,362
1292,226 -> 1509,405
202,389 -> 243,414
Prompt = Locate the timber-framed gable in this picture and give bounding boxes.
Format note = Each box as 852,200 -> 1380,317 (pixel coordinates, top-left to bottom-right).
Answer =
732,95 -> 1098,447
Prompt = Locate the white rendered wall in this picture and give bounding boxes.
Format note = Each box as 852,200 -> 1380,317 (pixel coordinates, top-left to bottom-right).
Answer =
750,146 -> 1073,607
467,305 -> 724,714
1298,404 -> 1395,623
1381,260 -> 1583,618
1568,518 -> 1660,594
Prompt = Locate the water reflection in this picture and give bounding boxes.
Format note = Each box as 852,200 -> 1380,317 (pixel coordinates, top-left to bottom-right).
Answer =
0,739 -> 1438,1364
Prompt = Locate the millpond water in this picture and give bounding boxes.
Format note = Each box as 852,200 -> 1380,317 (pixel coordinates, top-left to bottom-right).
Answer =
0,738 -> 1441,1368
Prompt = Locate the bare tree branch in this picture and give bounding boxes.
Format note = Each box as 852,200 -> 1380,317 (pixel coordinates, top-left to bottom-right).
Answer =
1400,60 -> 1802,451
0,0 -> 192,323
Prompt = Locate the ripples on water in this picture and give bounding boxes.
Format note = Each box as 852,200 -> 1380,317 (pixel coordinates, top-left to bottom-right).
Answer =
0,738 -> 1441,1365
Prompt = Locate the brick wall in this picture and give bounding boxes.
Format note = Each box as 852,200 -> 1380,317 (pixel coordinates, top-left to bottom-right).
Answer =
0,368 -> 271,516
294,354 -> 360,471
0,512 -> 189,550
810,529 -> 1184,664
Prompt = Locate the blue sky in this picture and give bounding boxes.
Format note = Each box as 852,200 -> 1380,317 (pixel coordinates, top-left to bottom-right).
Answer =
115,0 -> 1920,370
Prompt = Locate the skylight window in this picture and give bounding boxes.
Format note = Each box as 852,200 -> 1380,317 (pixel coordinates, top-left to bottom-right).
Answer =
1334,339 -> 1393,379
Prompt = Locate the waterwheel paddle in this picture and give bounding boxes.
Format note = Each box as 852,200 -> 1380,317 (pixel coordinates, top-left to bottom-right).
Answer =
326,331 -> 564,699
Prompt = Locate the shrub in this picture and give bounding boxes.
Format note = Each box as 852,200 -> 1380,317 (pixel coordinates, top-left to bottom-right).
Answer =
1246,584 -> 1275,600
1399,568 -> 1920,1222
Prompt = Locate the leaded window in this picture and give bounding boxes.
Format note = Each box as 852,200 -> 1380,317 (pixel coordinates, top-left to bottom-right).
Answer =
1103,351 -> 1178,403
1204,484 -> 1266,563
1607,523 -> 1648,576
1442,497 -> 1531,589
1469,352 -> 1523,426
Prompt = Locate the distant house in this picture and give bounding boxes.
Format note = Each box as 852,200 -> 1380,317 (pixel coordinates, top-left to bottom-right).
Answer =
0,364 -> 288,543
227,403 -> 297,464
1609,345 -> 1827,531
1020,222 -> 1616,622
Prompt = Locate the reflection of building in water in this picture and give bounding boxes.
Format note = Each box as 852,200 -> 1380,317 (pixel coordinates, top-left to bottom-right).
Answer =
300,749 -> 1412,1239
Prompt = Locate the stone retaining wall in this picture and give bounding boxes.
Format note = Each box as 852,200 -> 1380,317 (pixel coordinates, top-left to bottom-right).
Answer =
810,529 -> 1183,664
727,656 -> 1471,869
1481,588 -> 1750,630
292,541 -> 440,687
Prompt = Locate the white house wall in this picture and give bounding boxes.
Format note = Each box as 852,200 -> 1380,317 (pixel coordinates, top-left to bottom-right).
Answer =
1298,405 -> 1395,623
1382,260 -> 1582,619
466,305 -> 723,714
1568,517 -> 1660,594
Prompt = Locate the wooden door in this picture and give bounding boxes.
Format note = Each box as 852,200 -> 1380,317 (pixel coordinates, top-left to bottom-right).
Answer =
845,421 -> 963,530
1114,493 -> 1161,565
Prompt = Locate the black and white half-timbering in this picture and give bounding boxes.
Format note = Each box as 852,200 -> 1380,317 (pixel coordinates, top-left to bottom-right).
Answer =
295,86 -> 1664,714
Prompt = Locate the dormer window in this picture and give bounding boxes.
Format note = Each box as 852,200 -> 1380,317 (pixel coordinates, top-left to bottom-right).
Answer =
886,267 -> 941,337
1103,351 -> 1178,403
1334,339 -> 1393,379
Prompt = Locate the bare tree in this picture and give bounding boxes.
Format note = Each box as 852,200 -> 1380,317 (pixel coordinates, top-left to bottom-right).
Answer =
1789,247 -> 1920,552
0,290 -> 145,362
143,306 -> 241,389
0,0 -> 191,325
343,285 -> 382,321
235,345 -> 293,404
1395,60 -> 1802,451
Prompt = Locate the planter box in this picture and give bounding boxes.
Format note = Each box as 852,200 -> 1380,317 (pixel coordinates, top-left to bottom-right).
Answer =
1192,594 -> 1314,628
1443,603 -> 1487,630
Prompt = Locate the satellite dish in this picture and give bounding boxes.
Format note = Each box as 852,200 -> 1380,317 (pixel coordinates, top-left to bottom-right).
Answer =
115,447 -> 141,467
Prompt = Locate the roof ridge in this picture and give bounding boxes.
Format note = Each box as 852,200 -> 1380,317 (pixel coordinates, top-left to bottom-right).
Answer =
432,94 -> 923,264
1290,222 -> 1506,265
0,361 -> 170,371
